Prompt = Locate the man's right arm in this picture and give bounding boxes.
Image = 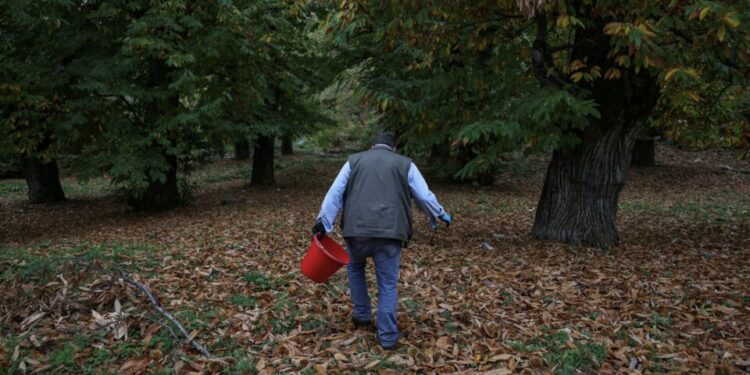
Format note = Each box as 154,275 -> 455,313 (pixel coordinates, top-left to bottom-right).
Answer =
316,161 -> 351,233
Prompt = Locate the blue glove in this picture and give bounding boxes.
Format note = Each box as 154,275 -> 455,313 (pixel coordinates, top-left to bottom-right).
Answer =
438,212 -> 452,227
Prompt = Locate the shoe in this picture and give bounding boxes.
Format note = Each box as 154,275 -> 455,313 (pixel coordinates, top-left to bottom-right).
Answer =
352,317 -> 373,328
378,331 -> 405,351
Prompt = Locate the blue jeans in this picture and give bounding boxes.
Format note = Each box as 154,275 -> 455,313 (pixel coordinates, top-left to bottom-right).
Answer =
345,237 -> 402,347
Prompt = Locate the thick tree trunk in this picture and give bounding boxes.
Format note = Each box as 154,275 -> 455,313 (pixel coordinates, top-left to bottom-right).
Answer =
531,121 -> 641,248
23,158 -> 66,203
281,134 -> 294,155
631,137 -> 656,166
234,139 -> 250,160
251,135 -> 275,186
129,154 -> 180,211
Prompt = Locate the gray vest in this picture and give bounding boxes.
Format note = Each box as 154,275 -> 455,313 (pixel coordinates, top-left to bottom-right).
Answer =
342,145 -> 413,241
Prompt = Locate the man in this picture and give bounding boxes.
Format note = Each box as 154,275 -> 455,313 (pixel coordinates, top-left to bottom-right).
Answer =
312,132 -> 452,350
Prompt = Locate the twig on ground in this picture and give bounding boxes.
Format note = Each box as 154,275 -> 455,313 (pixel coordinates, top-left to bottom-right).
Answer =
68,258 -> 214,358
143,315 -> 180,341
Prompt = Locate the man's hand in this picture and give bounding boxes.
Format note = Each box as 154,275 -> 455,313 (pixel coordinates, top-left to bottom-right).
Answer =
312,219 -> 326,237
438,212 -> 452,227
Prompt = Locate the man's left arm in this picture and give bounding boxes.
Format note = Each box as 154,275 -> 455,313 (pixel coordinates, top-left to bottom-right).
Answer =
408,163 -> 449,228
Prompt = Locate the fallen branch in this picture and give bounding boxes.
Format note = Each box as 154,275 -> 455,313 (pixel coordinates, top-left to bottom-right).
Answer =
143,315 -> 179,341
69,258 -> 214,358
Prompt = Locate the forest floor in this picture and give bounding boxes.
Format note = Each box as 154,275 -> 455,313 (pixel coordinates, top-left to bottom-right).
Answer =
1,144 -> 749,374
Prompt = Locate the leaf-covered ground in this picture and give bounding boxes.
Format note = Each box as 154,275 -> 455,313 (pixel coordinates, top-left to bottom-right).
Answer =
1,145 -> 749,374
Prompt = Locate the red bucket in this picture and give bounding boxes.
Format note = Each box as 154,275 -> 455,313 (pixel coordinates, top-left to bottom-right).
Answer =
300,235 -> 350,283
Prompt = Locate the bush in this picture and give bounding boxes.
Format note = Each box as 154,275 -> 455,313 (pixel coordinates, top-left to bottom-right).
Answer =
0,154 -> 23,179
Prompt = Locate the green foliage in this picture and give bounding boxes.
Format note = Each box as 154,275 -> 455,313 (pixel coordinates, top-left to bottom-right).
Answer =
0,154 -> 22,178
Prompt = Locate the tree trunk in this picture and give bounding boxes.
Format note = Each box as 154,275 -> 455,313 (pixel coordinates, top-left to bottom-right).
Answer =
631,137 -> 656,166
530,14 -> 661,249
281,134 -> 294,155
234,139 -> 250,160
23,157 -> 66,203
129,154 -> 180,211
251,135 -> 275,185
531,121 -> 641,248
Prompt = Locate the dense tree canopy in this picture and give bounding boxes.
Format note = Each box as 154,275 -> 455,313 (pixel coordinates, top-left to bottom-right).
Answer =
1,0 -> 332,208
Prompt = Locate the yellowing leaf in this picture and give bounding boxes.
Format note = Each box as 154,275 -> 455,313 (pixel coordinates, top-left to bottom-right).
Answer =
569,59 -> 586,71
723,14 -> 740,28
571,72 -> 584,82
616,55 -> 631,67
488,354 -> 512,362
684,68 -> 700,79
604,68 -> 621,80
664,68 -> 680,81
603,22 -> 622,35
364,360 -> 381,369
699,7 -> 711,21
717,25 -> 726,42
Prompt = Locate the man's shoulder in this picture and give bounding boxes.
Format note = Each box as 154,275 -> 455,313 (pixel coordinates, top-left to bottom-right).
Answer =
349,149 -> 412,164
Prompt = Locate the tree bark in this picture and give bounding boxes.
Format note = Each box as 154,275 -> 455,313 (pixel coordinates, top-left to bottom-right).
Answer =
251,135 -> 275,185
281,134 -> 294,155
23,157 -> 66,203
531,120 -> 642,248
631,137 -> 656,166
129,154 -> 180,211
234,139 -> 250,160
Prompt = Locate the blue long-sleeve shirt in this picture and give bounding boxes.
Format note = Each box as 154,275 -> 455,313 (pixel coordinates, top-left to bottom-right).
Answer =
317,161 -> 445,233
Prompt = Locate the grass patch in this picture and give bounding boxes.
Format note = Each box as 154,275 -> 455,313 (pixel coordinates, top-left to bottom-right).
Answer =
229,294 -> 258,308
226,354 -> 257,375
620,196 -> 750,223
501,290 -> 515,306
508,330 -> 605,375
649,313 -> 672,329
268,292 -> 301,334
174,309 -> 218,331
49,343 -> 78,372
0,180 -> 26,198
0,242 -> 158,284
242,271 -> 286,291
0,178 -> 112,201
301,317 -> 327,331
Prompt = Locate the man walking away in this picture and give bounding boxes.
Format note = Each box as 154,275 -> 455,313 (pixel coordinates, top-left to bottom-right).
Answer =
312,132 -> 452,350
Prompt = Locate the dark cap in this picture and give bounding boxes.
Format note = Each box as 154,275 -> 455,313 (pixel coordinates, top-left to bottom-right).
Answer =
371,132 -> 397,148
